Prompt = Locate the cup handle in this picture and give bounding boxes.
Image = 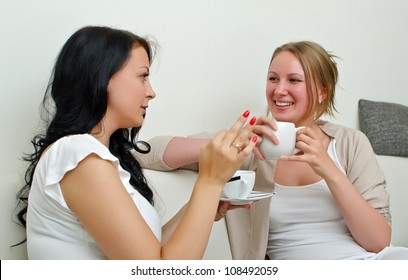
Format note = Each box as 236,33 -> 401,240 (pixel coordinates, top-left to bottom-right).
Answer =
293,126 -> 306,154
239,179 -> 250,198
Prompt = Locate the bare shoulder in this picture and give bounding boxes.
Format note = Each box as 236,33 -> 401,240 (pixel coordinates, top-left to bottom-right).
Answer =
60,153 -> 124,207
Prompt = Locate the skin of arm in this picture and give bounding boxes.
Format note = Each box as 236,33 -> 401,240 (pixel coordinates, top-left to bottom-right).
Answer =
282,127 -> 391,252
163,137 -> 209,169
61,115 -> 257,259
162,200 -> 233,245
161,204 -> 187,245
162,114 -> 279,168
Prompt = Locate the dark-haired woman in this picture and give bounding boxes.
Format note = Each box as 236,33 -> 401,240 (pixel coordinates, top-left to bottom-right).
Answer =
17,26 -> 257,259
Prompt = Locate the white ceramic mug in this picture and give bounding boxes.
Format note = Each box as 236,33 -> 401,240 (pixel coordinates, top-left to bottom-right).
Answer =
259,121 -> 305,160
222,170 -> 255,199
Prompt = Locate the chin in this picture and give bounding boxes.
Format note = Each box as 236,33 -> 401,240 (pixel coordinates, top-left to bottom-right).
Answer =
123,118 -> 143,129
134,120 -> 144,127
134,115 -> 145,126
272,114 -> 293,123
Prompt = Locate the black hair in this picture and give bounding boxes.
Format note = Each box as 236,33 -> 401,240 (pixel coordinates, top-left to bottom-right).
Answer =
16,26 -> 155,228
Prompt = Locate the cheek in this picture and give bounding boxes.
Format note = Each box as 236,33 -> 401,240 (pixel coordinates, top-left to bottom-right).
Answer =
265,83 -> 274,96
265,86 -> 275,111
265,83 -> 276,103
108,88 -> 137,113
293,88 -> 308,103
119,84 -> 142,104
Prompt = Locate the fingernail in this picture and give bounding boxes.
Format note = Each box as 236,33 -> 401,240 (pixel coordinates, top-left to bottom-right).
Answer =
226,202 -> 231,209
252,136 -> 258,143
245,204 -> 252,209
249,116 -> 256,125
243,110 -> 250,118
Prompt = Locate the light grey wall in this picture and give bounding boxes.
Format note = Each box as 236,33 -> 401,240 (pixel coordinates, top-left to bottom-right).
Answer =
1,0 -> 407,259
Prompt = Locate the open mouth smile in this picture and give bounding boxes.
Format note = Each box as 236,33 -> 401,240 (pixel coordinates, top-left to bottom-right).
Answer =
275,101 -> 294,107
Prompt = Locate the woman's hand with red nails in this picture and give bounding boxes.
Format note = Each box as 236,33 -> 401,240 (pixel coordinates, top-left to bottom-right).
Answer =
197,111 -> 258,187
247,115 -> 279,160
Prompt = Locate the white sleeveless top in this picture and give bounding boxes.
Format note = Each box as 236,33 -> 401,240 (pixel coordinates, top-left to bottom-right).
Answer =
27,134 -> 161,259
267,138 -> 376,260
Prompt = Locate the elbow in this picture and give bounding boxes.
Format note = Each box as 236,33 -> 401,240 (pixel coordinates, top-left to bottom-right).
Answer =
368,242 -> 389,254
367,231 -> 392,254
357,225 -> 391,254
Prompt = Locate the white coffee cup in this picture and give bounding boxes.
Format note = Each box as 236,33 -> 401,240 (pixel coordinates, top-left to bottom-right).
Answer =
259,121 -> 305,160
223,170 -> 255,199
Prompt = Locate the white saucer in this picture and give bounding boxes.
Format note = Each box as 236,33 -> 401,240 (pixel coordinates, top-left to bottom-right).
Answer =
220,191 -> 276,205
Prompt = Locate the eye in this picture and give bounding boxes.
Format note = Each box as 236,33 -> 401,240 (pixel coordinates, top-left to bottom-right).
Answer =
289,78 -> 302,83
141,72 -> 150,81
268,76 -> 278,82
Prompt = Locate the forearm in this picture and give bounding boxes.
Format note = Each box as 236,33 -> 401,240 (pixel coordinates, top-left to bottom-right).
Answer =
156,113 -> 256,259
163,137 -> 210,169
134,136 -> 175,171
161,204 -> 187,245
161,177 -> 223,259
325,169 -> 391,252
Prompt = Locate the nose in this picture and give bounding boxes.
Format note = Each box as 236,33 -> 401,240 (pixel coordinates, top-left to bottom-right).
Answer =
146,80 -> 156,100
274,80 -> 288,95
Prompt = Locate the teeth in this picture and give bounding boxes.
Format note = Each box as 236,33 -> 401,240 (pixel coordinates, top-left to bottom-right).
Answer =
276,101 -> 293,107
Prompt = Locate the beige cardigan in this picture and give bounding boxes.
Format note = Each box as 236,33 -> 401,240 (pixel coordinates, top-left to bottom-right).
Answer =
136,121 -> 390,260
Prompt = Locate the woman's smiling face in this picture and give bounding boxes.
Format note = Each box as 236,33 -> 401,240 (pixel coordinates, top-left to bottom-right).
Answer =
266,51 -> 309,125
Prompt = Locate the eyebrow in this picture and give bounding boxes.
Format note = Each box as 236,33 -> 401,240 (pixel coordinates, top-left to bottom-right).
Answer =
268,71 -> 304,77
139,66 -> 150,72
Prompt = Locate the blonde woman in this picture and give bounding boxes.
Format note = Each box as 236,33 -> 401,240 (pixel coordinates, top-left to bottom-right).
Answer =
136,41 -> 408,260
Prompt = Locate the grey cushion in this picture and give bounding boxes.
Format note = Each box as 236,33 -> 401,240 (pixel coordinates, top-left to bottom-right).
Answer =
358,99 -> 408,157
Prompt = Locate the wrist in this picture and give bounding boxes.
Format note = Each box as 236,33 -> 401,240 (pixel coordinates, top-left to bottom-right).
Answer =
195,174 -> 225,193
323,166 -> 347,187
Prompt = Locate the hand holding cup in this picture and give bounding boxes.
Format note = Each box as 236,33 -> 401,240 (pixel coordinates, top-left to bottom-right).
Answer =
259,121 -> 305,160
197,110 -> 258,187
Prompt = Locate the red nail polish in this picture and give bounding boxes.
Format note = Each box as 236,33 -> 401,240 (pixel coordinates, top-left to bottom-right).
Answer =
243,110 -> 250,118
249,116 -> 256,125
252,136 -> 258,143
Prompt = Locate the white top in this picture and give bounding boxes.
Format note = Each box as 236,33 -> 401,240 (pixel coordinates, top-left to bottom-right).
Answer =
267,138 -> 375,260
27,134 -> 161,259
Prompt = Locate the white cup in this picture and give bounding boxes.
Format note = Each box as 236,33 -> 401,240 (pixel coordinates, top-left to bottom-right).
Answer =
259,121 -> 305,160
223,170 -> 255,199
